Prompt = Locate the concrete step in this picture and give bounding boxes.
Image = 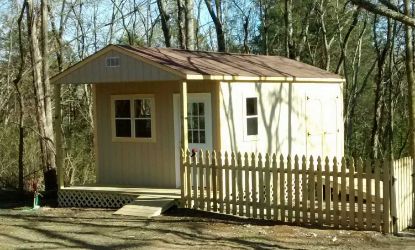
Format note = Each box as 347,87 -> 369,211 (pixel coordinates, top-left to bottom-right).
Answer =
113,195 -> 177,218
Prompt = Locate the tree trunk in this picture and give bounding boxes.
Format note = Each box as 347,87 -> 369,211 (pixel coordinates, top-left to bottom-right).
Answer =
204,0 -> 226,52
404,0 -> 415,163
176,0 -> 186,49
185,0 -> 194,50
370,15 -> 392,159
285,0 -> 294,58
26,0 -> 57,191
351,0 -> 415,27
157,0 -> 171,47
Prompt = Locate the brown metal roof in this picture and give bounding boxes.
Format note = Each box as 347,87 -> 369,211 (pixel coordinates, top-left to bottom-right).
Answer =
116,45 -> 343,80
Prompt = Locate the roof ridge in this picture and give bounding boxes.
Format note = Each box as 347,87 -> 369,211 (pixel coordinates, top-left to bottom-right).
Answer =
115,44 -> 283,58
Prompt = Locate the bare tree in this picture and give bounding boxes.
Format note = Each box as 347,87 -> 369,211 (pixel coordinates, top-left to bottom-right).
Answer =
157,0 -> 171,47
204,0 -> 226,52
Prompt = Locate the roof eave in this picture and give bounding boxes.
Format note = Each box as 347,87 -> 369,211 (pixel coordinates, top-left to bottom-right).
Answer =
186,74 -> 345,83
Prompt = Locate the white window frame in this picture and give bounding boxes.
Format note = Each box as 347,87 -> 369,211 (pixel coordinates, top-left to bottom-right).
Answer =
106,56 -> 120,67
111,94 -> 156,143
243,95 -> 259,141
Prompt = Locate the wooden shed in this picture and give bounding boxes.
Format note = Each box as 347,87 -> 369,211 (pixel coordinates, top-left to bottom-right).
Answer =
52,44 -> 344,189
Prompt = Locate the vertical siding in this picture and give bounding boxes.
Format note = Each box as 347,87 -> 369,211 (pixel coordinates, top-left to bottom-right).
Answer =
54,50 -> 181,84
95,80 -> 217,188
219,81 -> 344,159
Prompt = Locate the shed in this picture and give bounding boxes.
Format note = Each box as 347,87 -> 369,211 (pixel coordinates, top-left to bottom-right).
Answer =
52,44 -> 344,188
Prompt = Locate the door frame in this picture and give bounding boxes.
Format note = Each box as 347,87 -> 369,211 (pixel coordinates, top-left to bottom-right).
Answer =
173,93 -> 213,188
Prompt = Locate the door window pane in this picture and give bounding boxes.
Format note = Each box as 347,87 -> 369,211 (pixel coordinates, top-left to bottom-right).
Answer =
187,102 -> 207,144
192,103 -> 199,116
199,131 -> 205,143
246,98 -> 257,116
198,103 -> 204,115
247,117 -> 258,136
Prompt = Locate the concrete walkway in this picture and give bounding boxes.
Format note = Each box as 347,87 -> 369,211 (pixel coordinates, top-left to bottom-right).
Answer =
114,195 -> 178,218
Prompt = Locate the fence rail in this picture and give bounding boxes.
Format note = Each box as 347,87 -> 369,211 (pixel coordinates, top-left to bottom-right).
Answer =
181,150 -> 414,233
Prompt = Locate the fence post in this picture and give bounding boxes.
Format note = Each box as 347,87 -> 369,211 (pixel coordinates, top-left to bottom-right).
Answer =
412,157 -> 415,228
390,159 -> 398,234
180,149 -> 186,208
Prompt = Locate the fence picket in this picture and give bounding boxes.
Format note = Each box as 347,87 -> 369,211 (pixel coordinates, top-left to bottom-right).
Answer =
272,154 -> 279,221
317,157 -> 323,225
332,157 -> 339,228
357,158 -> 364,230
365,159 -> 372,230
294,155 -> 300,224
212,151 -> 217,211
309,156 -> 315,224
324,157 -> 331,226
198,151 -> 205,210
216,151 -> 223,213
252,153 -> 258,218
302,156 -> 308,224
349,158 -> 355,229
237,153 -> 244,216
382,159 -> 390,233
186,150 -> 192,208
287,156 -> 293,222
193,152 -> 198,209
280,154 -> 286,222
206,151 -> 211,211
259,153 -> 265,219
231,152 -> 237,215
244,153 -> 251,217
224,152 -> 230,214
374,160 -> 381,231
265,154 -> 272,220
340,157 -> 347,228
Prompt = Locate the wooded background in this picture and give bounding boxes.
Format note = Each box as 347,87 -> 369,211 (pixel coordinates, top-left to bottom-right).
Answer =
0,0 -> 413,191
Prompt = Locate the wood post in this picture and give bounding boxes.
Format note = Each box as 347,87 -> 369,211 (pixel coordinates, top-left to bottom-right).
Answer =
179,81 -> 188,207
53,81 -> 64,189
179,81 -> 188,150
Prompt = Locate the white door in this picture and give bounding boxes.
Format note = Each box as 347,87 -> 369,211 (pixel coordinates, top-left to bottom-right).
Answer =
173,93 -> 213,187
306,98 -> 323,159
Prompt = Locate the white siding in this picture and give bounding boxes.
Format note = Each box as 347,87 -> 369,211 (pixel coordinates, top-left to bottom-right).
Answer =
219,81 -> 344,159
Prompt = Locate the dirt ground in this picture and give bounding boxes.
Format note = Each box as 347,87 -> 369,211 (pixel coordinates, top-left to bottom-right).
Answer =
0,202 -> 414,250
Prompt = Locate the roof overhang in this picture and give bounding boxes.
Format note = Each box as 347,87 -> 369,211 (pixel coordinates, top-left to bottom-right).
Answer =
186,74 -> 345,83
50,44 -> 346,84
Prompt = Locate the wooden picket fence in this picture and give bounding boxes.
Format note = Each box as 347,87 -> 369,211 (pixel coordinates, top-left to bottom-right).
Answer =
180,150 -> 414,234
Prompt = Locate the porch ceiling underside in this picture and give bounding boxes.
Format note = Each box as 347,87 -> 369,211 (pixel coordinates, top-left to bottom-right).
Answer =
51,44 -> 344,85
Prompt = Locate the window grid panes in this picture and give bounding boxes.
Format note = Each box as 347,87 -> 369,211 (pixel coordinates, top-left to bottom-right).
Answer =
114,100 -> 131,137
246,97 -> 258,136
134,99 -> 152,138
113,96 -> 154,140
187,102 -> 206,144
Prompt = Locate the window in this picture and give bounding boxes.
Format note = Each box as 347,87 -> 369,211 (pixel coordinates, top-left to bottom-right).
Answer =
106,57 -> 120,67
112,95 -> 155,142
187,102 -> 205,144
245,97 -> 258,137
